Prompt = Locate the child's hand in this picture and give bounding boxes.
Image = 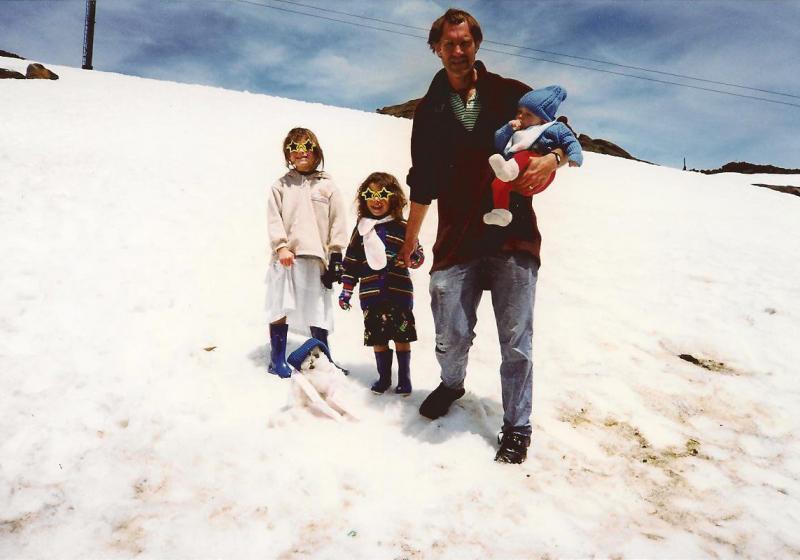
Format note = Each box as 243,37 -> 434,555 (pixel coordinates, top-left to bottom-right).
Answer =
321,253 -> 343,289
509,119 -> 522,130
338,289 -> 352,310
277,247 -> 295,267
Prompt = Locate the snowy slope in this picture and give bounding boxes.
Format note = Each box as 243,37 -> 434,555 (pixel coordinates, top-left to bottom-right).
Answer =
2,57 -> 800,559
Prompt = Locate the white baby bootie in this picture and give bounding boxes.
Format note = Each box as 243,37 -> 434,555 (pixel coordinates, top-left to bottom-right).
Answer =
483,208 -> 513,227
488,154 -> 520,182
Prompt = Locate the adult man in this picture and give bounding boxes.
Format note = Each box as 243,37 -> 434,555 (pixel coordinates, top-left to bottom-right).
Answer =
398,8 -> 567,464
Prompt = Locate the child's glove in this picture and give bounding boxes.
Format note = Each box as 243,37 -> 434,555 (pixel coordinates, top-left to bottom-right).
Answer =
409,243 -> 425,269
338,288 -> 352,310
321,253 -> 343,289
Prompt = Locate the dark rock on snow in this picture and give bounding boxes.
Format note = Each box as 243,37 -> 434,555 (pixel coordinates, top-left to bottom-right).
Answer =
694,161 -> 800,175
752,184 -> 800,198
26,63 -> 59,80
0,49 -> 25,60
0,68 -> 26,79
377,98 -> 421,120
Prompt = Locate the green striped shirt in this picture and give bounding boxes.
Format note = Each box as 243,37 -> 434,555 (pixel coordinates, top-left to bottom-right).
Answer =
449,88 -> 481,131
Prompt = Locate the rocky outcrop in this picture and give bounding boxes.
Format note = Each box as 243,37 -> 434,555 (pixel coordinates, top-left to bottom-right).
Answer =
690,162 -> 799,198
0,68 -> 26,79
377,98 -> 421,119
0,49 -> 25,60
577,133 -> 645,163
26,63 -> 59,80
752,184 -> 800,198
695,161 -> 800,175
1,61 -> 59,80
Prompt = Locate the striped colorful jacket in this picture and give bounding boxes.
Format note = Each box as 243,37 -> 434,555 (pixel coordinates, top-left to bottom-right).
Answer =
341,219 -> 414,310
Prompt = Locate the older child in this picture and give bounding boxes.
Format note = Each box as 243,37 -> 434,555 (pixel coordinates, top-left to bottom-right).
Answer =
339,172 -> 423,395
266,127 -> 348,377
485,85 -> 583,227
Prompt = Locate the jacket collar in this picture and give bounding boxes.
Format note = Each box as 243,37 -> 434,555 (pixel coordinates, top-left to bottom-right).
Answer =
286,168 -> 330,181
425,60 -> 491,103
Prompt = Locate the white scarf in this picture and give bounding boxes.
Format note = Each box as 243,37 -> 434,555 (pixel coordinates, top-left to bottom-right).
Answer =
505,120 -> 558,155
357,216 -> 394,270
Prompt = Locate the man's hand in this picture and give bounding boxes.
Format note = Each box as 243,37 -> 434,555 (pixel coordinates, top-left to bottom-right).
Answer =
409,243 -> 425,269
277,247 -> 295,267
396,238 -> 417,269
510,153 -> 558,196
398,201 -> 429,269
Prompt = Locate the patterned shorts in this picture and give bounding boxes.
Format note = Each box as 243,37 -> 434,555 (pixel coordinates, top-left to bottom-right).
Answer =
363,301 -> 417,346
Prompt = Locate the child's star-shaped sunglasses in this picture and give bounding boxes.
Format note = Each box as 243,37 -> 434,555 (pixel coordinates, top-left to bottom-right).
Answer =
285,139 -> 317,153
361,187 -> 394,201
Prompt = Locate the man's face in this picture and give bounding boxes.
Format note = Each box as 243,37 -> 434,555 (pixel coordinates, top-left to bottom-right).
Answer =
435,21 -> 478,79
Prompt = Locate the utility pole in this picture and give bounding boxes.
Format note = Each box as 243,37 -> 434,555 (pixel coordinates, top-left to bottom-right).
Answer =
82,0 -> 96,70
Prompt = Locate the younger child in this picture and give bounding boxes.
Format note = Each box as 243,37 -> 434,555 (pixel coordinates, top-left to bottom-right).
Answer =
266,127 -> 349,378
484,85 -> 583,227
338,172 -> 424,395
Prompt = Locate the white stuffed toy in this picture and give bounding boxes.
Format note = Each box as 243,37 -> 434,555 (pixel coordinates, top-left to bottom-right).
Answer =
285,339 -> 359,422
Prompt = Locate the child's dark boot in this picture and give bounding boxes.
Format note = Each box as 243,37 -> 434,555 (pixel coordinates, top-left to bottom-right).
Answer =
371,349 -> 393,394
268,323 -> 292,378
309,326 -> 329,349
395,350 -> 412,395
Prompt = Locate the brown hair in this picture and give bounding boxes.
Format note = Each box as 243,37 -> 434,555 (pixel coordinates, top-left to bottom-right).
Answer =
282,127 -> 324,172
427,8 -> 483,53
356,172 -> 408,220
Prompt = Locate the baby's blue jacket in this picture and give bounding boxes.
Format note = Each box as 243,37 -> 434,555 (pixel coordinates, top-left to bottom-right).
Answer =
495,121 -> 584,166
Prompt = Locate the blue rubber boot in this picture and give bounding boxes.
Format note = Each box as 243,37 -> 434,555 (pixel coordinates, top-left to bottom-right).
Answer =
310,326 -> 348,374
268,323 -> 292,378
371,350 -> 393,394
395,350 -> 412,395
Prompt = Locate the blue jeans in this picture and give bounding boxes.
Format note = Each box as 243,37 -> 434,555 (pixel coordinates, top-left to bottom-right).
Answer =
429,253 -> 538,436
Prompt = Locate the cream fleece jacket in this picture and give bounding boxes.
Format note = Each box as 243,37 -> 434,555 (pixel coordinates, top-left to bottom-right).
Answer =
267,169 -> 349,264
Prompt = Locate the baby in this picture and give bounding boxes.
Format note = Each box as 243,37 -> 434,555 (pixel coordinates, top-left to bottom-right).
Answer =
485,85 -> 583,227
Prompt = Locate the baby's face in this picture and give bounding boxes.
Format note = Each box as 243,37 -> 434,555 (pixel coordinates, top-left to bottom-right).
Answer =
516,106 -> 544,128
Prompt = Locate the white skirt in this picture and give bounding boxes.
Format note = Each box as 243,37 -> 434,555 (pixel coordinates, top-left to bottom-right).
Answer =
265,256 -> 334,334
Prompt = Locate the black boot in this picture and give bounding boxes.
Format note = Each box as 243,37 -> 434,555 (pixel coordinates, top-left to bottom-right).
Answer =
371,350 -> 393,394
494,431 -> 531,464
419,382 -> 465,419
395,350 -> 412,395
268,323 -> 292,378
309,326 -> 348,374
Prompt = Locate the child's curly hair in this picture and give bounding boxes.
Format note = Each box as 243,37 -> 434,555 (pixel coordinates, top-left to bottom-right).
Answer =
282,127 -> 325,172
356,172 -> 407,220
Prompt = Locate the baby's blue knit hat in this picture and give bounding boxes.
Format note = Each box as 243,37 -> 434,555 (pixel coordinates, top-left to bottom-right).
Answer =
287,337 -> 332,371
519,85 -> 567,122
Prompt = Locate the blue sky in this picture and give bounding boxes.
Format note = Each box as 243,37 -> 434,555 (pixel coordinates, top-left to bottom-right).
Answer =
2,0 -> 799,169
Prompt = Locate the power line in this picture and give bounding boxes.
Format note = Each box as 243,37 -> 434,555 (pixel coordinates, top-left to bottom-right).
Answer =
270,0 -> 800,101
231,0 -> 800,108
232,0 -> 425,41
479,46 -> 800,108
